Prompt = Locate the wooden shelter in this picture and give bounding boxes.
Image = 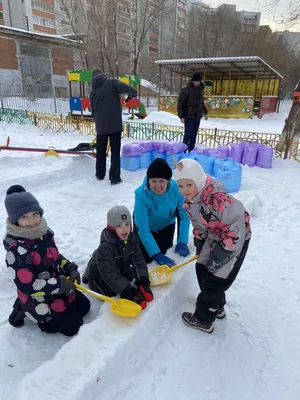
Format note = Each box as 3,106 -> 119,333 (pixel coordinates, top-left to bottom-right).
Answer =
155,56 -> 283,118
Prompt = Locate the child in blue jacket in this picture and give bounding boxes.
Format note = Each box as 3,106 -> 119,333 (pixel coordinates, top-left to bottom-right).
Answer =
134,158 -> 190,267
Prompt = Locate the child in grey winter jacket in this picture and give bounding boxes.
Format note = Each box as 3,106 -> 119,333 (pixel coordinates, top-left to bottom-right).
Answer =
83,206 -> 153,310
174,159 -> 251,334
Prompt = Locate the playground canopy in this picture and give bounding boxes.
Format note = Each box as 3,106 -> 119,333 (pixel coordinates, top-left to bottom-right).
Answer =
155,56 -> 283,81
155,56 -> 283,118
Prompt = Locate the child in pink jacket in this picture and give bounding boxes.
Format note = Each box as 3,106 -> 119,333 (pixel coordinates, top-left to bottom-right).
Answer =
174,159 -> 251,333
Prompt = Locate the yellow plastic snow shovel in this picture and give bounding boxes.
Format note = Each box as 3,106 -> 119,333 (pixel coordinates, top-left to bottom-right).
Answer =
74,282 -> 142,317
149,255 -> 198,287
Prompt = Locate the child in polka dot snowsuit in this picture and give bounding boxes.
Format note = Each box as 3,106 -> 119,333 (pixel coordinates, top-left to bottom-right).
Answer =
3,185 -> 90,336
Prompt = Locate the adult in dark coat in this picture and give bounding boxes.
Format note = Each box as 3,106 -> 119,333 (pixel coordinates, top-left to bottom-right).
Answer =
177,72 -> 208,153
90,69 -> 137,185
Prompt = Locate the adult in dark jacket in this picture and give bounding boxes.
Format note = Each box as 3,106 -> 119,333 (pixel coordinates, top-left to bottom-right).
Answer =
90,69 -> 137,185
84,206 -> 153,310
177,72 -> 208,153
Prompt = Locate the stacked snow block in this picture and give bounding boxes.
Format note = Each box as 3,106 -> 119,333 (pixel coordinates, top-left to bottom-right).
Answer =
133,140 -> 154,169
152,141 -> 167,161
214,158 -> 242,193
121,144 -> 143,171
230,142 -> 273,169
165,142 -> 187,169
180,153 -> 242,193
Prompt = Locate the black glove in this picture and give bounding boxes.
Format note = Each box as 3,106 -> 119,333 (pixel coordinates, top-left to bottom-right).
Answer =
65,262 -> 81,285
121,285 -> 147,310
58,276 -> 76,297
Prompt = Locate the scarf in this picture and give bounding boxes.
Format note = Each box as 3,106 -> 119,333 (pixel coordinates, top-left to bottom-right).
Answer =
6,217 -> 49,240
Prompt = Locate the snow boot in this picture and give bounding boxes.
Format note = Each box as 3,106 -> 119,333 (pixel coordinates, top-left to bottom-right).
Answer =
8,298 -> 25,328
182,312 -> 214,333
216,307 -> 226,319
111,179 -> 123,186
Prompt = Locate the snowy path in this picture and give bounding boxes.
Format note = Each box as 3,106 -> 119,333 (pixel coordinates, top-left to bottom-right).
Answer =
1,123 -> 300,400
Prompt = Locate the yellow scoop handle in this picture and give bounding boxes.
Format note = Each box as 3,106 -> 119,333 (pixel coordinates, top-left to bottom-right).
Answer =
169,255 -> 198,273
74,282 -> 115,304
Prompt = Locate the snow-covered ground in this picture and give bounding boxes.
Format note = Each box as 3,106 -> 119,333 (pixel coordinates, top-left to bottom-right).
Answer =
1,122 -> 300,400
141,111 -> 287,134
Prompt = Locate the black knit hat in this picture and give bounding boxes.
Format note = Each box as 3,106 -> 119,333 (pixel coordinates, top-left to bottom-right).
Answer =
147,158 -> 172,181
4,185 -> 44,224
192,72 -> 201,82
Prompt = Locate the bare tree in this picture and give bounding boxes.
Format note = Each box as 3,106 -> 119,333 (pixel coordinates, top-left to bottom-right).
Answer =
85,0 -> 120,75
55,0 -> 88,69
276,80 -> 300,158
272,0 -> 300,27
186,5 -> 242,58
122,0 -> 170,74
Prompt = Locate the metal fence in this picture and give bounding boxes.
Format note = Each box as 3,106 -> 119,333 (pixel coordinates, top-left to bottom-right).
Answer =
1,108 -> 298,161
0,82 -> 70,115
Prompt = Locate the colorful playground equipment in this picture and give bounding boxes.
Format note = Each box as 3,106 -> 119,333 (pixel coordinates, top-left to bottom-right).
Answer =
68,70 -> 147,119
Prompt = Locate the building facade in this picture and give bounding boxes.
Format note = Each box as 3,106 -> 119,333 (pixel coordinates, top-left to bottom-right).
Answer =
0,0 -> 56,34
0,24 -> 79,86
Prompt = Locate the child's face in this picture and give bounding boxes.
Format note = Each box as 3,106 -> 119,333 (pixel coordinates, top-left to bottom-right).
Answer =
149,178 -> 168,195
18,211 -> 41,228
177,179 -> 199,201
115,221 -> 131,241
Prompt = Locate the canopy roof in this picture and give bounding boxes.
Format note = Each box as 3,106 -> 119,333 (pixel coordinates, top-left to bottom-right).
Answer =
155,56 -> 283,80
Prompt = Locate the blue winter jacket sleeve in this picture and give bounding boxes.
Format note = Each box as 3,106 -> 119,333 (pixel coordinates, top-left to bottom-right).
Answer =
175,186 -> 190,244
134,194 -> 161,257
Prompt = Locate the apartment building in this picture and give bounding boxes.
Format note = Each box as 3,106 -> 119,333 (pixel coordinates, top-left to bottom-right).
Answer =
189,1 -> 261,35
159,0 -> 188,60
0,0 -> 56,34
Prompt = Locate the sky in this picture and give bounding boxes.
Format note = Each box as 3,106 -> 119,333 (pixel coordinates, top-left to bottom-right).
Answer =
205,0 -> 300,31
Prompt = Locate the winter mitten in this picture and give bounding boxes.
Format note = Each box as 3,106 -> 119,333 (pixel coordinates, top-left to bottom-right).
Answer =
175,243 -> 190,257
121,285 -> 147,310
152,253 -> 176,267
65,262 -> 81,285
58,276 -> 76,297
139,285 -> 154,302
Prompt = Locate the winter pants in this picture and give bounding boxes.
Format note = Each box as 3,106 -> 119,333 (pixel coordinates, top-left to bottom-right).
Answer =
195,239 -> 250,324
183,119 -> 201,152
138,222 -> 176,263
39,291 -> 90,337
88,278 -> 117,298
96,132 -> 121,183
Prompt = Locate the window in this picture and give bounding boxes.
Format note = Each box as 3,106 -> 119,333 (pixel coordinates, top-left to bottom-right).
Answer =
33,15 -> 56,28
243,26 -> 255,33
32,1 -> 54,14
19,44 -> 52,85
178,0 -> 187,6
0,11 -> 3,20
118,38 -> 131,48
119,5 -> 129,13
149,46 -> 158,53
150,37 -> 159,44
